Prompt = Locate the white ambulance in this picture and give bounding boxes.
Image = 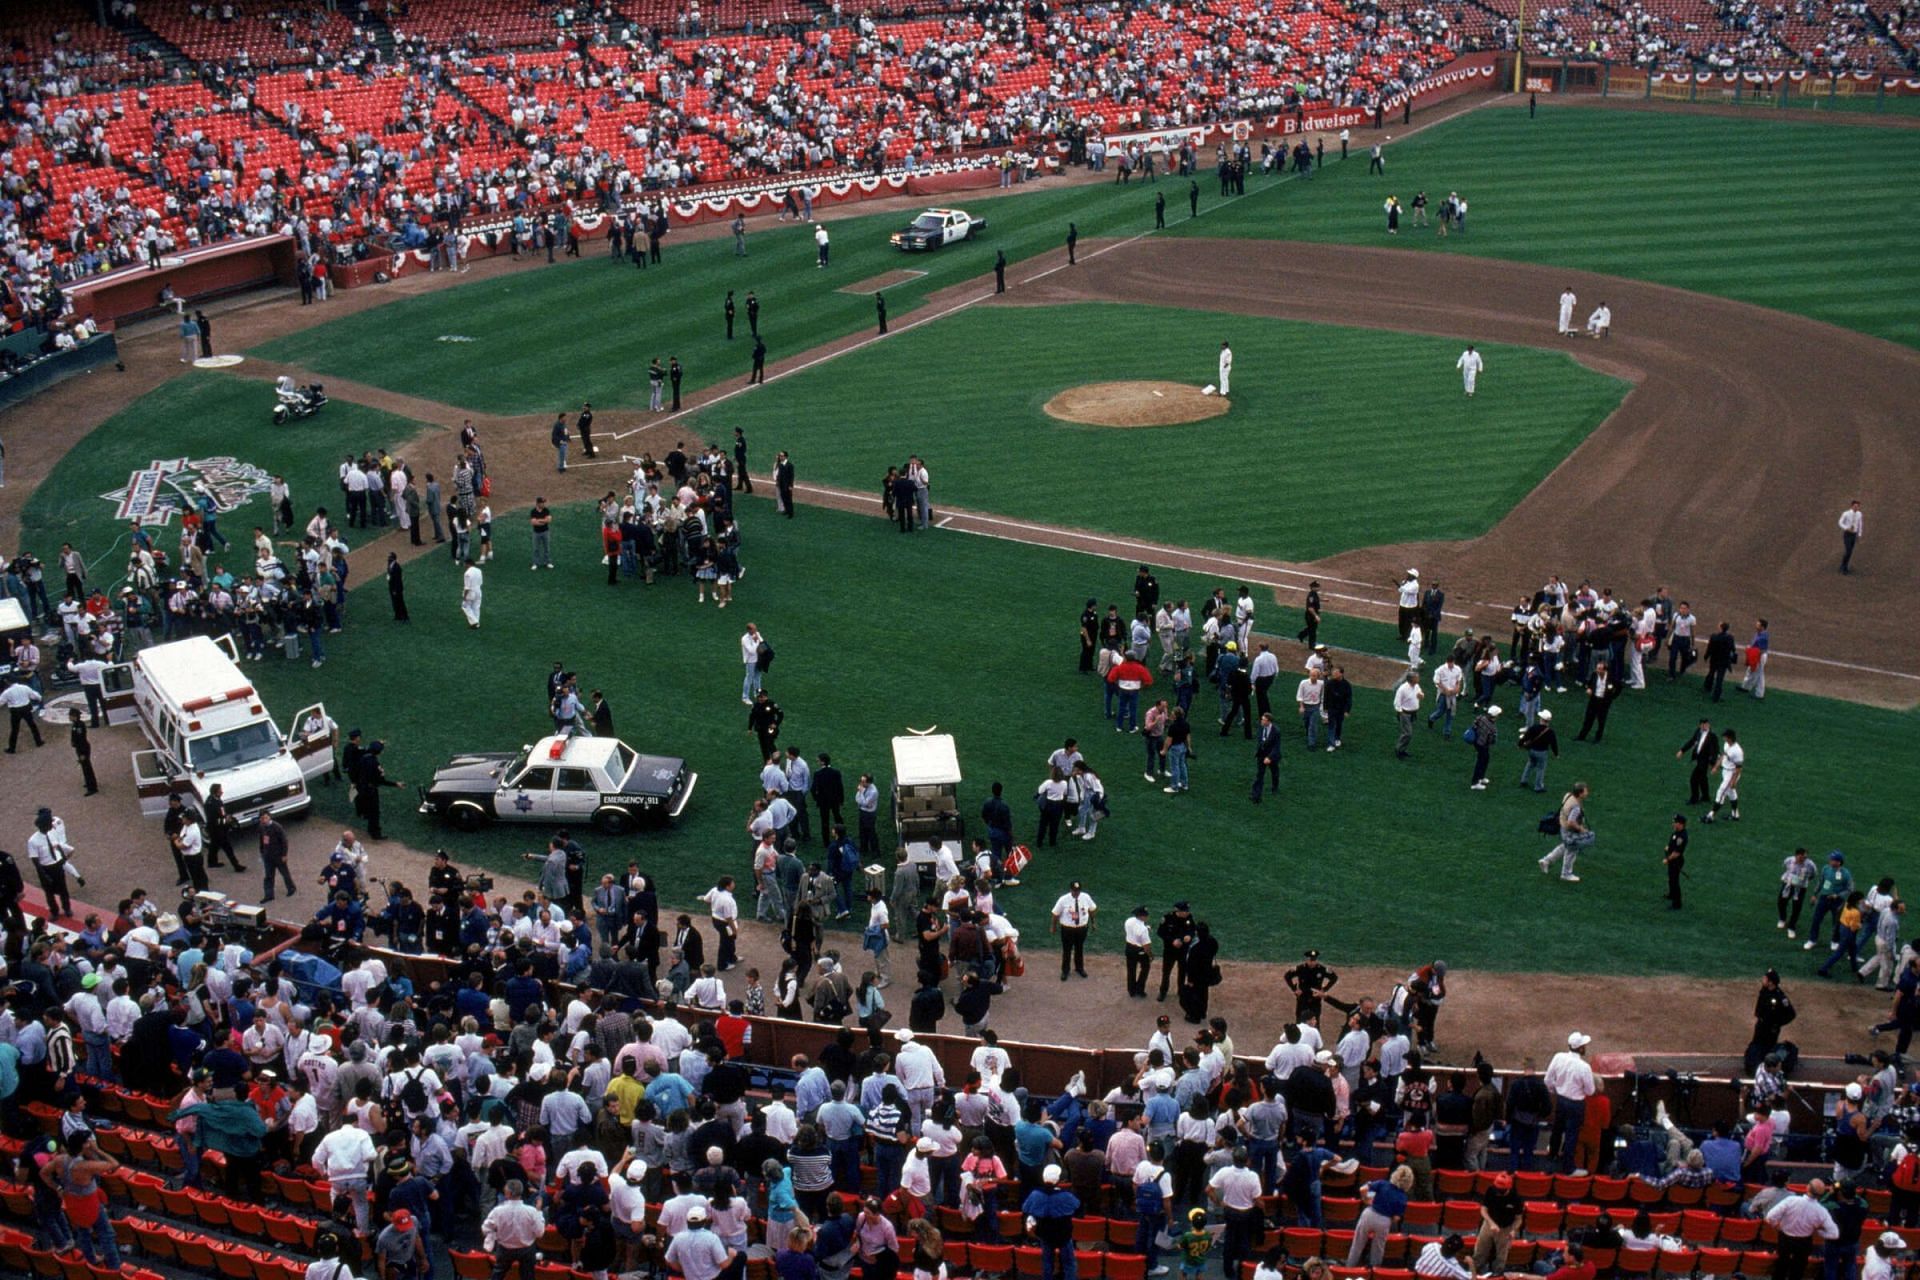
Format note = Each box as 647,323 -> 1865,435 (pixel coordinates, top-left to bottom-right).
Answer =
99,635 -> 334,820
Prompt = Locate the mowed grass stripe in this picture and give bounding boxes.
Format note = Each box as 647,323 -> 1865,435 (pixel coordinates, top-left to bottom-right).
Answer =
689,303 -> 1626,560
1181,106 -> 1920,345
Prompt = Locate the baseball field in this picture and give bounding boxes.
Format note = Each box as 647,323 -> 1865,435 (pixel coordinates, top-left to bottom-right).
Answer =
16,101 -> 1920,999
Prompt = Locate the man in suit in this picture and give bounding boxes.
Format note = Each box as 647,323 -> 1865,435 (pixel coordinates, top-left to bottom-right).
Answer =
1421,582 -> 1446,655
774,451 -> 795,517
1574,660 -> 1618,744
1675,718 -> 1721,804
672,915 -> 705,970
1703,622 -> 1737,702
811,754 -> 845,843
1251,713 -> 1283,803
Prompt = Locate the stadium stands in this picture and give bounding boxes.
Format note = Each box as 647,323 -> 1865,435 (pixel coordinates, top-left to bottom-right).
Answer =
1,0 -> 1915,329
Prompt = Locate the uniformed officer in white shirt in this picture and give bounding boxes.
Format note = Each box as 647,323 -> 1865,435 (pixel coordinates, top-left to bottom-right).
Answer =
1051,882 -> 1096,982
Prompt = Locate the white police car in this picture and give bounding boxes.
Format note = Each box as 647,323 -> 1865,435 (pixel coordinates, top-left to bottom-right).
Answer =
417,735 -> 696,834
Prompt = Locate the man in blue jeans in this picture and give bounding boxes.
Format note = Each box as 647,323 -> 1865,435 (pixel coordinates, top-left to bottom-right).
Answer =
1023,1164 -> 1082,1280
1544,1032 -> 1596,1172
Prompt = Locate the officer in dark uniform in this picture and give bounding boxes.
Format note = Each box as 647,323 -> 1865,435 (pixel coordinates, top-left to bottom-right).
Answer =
577,402 -> 595,458
669,357 -> 683,411
1664,814 -> 1688,909
68,710 -> 98,795
749,336 -> 767,386
1284,949 -> 1338,1025
994,251 -> 1006,293
724,291 -> 736,339
353,740 -> 400,840
1154,192 -> 1165,229
1189,179 -> 1200,218
746,291 -> 760,336
748,692 -> 783,760
733,427 -> 752,492
340,727 -> 363,787
202,783 -> 246,871
1156,902 -> 1194,1001
1078,599 -> 1099,673
875,293 -> 887,334
1065,222 -> 1077,265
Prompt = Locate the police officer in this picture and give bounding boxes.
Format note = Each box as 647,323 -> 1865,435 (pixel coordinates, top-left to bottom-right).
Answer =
746,290 -> 760,337
1285,948 -> 1339,1025
875,293 -> 887,334
353,740 -> 401,840
994,251 -> 1006,293
1154,192 -> 1166,229
669,357 -> 683,411
749,336 -> 767,386
724,290 -> 736,339
1156,902 -> 1195,1001
1189,179 -> 1200,218
1663,814 -> 1688,910
1065,222 -> 1078,265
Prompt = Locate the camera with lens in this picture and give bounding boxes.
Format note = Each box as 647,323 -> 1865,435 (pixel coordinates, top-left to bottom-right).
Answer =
464,872 -> 494,894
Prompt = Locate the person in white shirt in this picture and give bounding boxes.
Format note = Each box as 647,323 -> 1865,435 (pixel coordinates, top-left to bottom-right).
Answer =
105,983 -> 141,1044
740,624 -> 765,702
1544,1032 -> 1597,1173
970,1034 -> 1011,1088
1586,304 -> 1611,338
1456,345 -> 1483,396
1703,728 -> 1746,824
1392,672 -> 1424,758
686,965 -> 726,1011
1764,1183 -> 1838,1274
1838,501 -> 1863,574
26,809 -> 77,917
893,1029 -> 946,1127
1414,1235 -> 1476,1280
1217,342 -> 1232,396
1208,1147 -> 1265,1274
1557,287 -> 1577,335
460,559 -> 483,627
1051,882 -> 1096,982
1123,907 -> 1154,998
313,1121 -> 379,1236
1427,658 -> 1464,739
1862,1231 -> 1904,1280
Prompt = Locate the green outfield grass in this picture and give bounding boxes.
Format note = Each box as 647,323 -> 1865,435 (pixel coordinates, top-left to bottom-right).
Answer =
214,496 -> 1918,980
690,303 -> 1627,561
19,374 -> 434,576
249,179 -> 1168,414
1172,106 -> 1920,347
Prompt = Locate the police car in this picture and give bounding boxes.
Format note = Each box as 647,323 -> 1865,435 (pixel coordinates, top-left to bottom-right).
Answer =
889,208 -> 987,251
417,735 -> 696,834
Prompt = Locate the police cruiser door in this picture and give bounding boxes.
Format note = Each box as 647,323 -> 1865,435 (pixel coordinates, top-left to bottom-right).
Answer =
500,764 -> 557,819
553,767 -> 603,820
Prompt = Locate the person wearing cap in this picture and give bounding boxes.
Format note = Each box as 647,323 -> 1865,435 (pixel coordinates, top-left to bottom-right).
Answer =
1051,882 -> 1097,983
1517,710 -> 1558,792
1643,811 -> 1686,911
1473,1170 -> 1523,1271
1466,704 -> 1500,790
1538,783 -> 1593,883
1397,569 -> 1421,642
1023,1163 -> 1082,1280
1284,950 -> 1338,1027
375,1206 -> 430,1280
1865,1231 -> 1906,1280
1544,1032 -> 1597,1173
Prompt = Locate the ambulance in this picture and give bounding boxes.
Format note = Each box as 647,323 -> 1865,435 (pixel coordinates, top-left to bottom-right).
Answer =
99,635 -> 335,820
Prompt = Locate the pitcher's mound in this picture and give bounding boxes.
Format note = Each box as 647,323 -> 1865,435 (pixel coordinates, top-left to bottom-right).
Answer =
1044,381 -> 1229,427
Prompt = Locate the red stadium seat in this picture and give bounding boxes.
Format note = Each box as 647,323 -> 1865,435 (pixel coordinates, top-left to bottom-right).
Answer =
1696,1247 -> 1742,1276
1617,1245 -> 1658,1276
1284,1229 -> 1323,1260
1441,1201 -> 1481,1233
1014,1246 -> 1046,1279
452,1252 -> 494,1280
1680,1210 -> 1722,1245
971,1244 -> 1014,1277
1104,1254 -> 1145,1280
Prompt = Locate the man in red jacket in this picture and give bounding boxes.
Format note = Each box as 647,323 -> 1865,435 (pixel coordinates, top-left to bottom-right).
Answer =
1107,656 -> 1155,733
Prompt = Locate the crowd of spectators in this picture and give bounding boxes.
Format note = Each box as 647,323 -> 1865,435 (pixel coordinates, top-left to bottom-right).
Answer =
2,0 -> 1915,339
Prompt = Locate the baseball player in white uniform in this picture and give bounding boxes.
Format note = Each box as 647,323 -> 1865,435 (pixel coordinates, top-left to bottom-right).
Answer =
1586,304 -> 1611,338
461,560 -> 484,627
1557,288 -> 1577,335
1218,342 -> 1232,396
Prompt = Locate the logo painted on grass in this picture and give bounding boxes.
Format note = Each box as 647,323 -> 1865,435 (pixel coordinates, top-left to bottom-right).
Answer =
436,334 -> 476,343
102,456 -> 274,526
